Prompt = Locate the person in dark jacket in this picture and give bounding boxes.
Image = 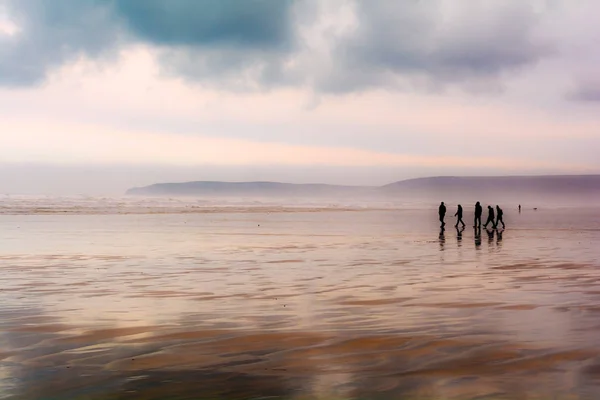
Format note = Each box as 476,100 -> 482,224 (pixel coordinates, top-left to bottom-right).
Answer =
496,205 -> 505,229
483,205 -> 496,229
454,204 -> 465,228
474,201 -> 482,228
439,202 -> 446,228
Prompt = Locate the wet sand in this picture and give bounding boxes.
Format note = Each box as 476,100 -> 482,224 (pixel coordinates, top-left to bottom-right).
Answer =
1,201 -> 600,399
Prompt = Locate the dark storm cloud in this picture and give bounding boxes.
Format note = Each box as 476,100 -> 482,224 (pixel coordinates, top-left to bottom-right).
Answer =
0,0 -> 296,87
0,0 -> 560,93
114,0 -> 293,49
0,0 -> 118,86
114,0 -> 297,89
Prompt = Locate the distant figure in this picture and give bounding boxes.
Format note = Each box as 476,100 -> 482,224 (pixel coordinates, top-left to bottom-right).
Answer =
454,204 -> 465,228
438,202 -> 446,228
474,201 -> 482,228
483,206 -> 496,229
495,205 -> 505,229
518,204 -> 521,213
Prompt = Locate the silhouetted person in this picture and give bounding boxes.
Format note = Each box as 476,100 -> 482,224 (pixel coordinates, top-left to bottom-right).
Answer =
439,202 -> 446,228
474,201 -> 482,228
483,205 -> 496,229
518,204 -> 521,213
495,205 -> 505,229
454,204 -> 465,228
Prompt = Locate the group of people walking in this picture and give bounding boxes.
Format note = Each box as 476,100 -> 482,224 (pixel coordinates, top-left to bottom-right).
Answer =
438,201 -> 505,230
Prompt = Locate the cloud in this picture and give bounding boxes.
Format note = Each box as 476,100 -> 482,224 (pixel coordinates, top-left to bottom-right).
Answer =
114,0 -> 294,49
0,0 -> 297,88
0,0 -> 119,86
569,78 -> 600,102
318,0 -> 553,93
114,0 -> 299,89
538,1 -> 600,103
0,0 -> 595,99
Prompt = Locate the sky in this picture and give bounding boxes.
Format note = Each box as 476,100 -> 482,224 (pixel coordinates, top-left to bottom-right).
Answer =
1,0 -> 600,195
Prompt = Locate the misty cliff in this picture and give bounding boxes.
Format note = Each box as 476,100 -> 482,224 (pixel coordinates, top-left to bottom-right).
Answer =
385,175 -> 600,193
383,175 -> 600,204
126,175 -> 600,203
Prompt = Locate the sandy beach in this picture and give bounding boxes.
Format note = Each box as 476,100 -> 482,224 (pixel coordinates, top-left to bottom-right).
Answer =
1,197 -> 600,399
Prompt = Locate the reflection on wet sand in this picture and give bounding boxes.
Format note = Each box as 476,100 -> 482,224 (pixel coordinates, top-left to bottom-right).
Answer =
5,321 -> 600,400
474,226 -> 482,248
1,208 -> 600,399
456,226 -> 465,248
486,228 -> 495,244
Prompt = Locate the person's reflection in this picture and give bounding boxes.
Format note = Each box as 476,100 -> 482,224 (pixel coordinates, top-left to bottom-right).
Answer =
456,225 -> 465,247
439,227 -> 446,250
474,226 -> 482,248
496,228 -> 504,245
486,228 -> 495,245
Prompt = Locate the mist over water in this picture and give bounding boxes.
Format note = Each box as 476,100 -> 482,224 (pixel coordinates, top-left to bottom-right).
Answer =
1,186 -> 598,216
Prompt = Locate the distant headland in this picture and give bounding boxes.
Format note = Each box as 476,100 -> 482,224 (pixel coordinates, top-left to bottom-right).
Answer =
126,175 -> 600,203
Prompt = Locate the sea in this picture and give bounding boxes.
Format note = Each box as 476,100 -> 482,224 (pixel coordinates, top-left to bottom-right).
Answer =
1,195 -> 600,399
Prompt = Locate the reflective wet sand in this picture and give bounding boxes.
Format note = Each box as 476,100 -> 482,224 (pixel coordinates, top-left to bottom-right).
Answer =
1,202 -> 600,399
